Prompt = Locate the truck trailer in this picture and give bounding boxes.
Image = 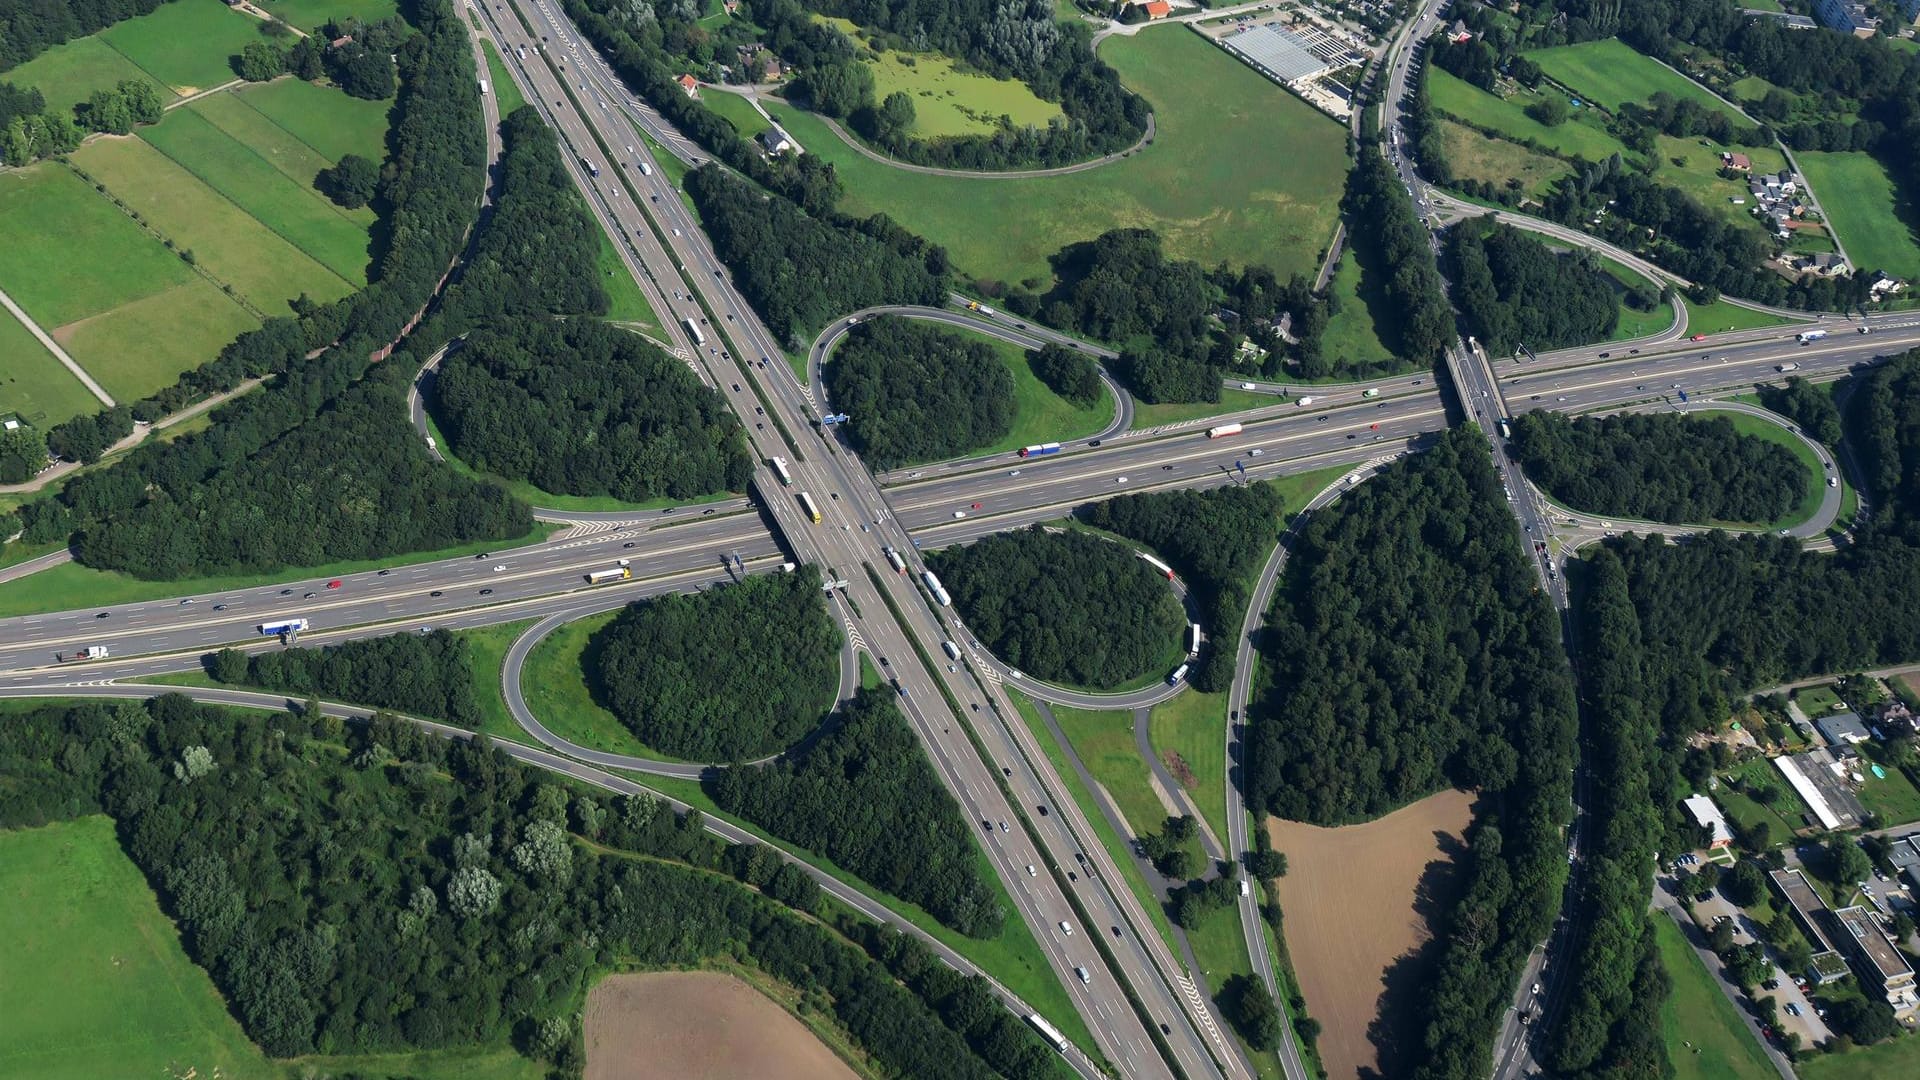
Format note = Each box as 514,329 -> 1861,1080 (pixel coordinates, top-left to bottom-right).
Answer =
59,646 -> 110,662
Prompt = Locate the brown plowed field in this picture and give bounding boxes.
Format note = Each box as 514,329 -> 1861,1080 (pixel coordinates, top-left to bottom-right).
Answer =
1265,788 -> 1475,1080
584,970 -> 859,1080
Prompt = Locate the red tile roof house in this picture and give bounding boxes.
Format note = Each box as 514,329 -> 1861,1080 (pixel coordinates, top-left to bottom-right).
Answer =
1142,1 -> 1173,19
678,74 -> 699,97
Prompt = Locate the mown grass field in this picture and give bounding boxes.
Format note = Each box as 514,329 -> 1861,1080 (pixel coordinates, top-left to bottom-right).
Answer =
0,310 -> 96,428
1147,688 -> 1230,843
768,27 -> 1346,288
1436,117 -> 1569,199
817,13 -> 1061,140
4,36 -> 167,114
55,279 -> 260,402
1650,134 -> 1784,237
702,89 -> 772,139
1795,150 -> 1920,279
1425,69 -> 1624,162
594,230 -> 661,327
235,76 -> 393,164
1526,39 -> 1748,127
974,332 -> 1115,457
1797,1030 -> 1920,1080
97,0 -> 266,95
481,38 -> 528,114
0,814 -> 545,1080
519,610 -> 685,761
190,90 -> 376,212
1319,249 -> 1397,372
1048,703 -> 1175,840
141,106 -> 376,284
0,164 -> 195,327
261,0 -> 401,31
1651,916 -> 1775,1080
71,135 -> 355,314
1130,388 -> 1270,429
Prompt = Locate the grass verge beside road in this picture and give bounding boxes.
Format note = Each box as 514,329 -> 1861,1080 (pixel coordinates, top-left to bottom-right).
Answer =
1651,915 -> 1776,1080
515,609 -> 689,762
1147,689 -> 1230,846
0,523 -> 563,619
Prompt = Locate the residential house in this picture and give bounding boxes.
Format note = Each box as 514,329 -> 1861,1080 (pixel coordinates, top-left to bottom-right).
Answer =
1814,0 -> 1880,36
1683,794 -> 1735,849
1868,271 -> 1909,302
1448,19 -> 1473,42
1721,151 -> 1752,172
1795,251 -> 1852,279
678,74 -> 699,98
758,123 -> 794,155
1139,1 -> 1173,19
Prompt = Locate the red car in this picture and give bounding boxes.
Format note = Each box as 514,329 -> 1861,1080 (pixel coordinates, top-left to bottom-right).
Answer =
326,579 -> 343,589
971,502 -> 982,509
1689,333 -> 1708,341
1370,423 -> 1380,430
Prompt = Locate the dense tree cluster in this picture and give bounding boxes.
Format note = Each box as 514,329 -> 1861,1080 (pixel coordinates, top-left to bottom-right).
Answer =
1246,428 -> 1575,822
1343,147 -> 1454,361
315,153 -> 379,209
710,687 -> 1008,938
206,630 -> 482,729
594,567 -> 841,760
824,318 -> 1014,469
436,320 -> 752,501
0,79 -> 80,166
1028,343 -> 1103,409
928,526 -> 1185,689
71,362 -> 530,578
1542,550 -> 1670,1076
1757,376 -> 1842,449
0,694 -> 1052,1078
1078,483 -> 1285,692
20,0 -> 484,554
749,0 -> 1149,171
77,77 -> 163,134
1510,411 -> 1804,525
563,0 -> 845,213
1231,429 -> 1576,1080
1445,219 -> 1620,355
0,421 -> 48,483
0,0 -> 172,72
685,164 -> 943,345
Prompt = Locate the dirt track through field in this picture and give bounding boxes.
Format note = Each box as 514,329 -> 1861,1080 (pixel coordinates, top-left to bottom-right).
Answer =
584,971 -> 859,1080
1265,788 -> 1475,1080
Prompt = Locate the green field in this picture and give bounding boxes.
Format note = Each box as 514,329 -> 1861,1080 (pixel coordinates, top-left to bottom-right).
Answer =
71,135 -> 355,314
1796,151 -> 1920,279
0,523 -> 559,618
97,0 -> 267,95
701,88 -> 772,139
0,311 -> 97,427
867,48 -> 1060,139
1425,69 -> 1625,163
59,279 -> 260,402
481,38 -> 527,115
767,27 -> 1347,288
1855,741 -> 1920,827
1147,688 -> 1230,844
1319,249 -> 1397,372
233,76 -> 393,164
259,0 -> 402,32
594,230 -> 661,327
1798,1030 -> 1920,1080
0,164 -> 196,328
141,106 -> 376,284
190,91 -> 381,220
974,332 -> 1115,457
1651,915 -> 1775,1080
518,610 -> 687,761
1129,388 -> 1272,429
1526,39 -> 1749,129
1651,134 -> 1785,237
1048,704 -> 1175,839
0,815 -> 544,1080
4,36 -> 169,115
1681,294 -> 1797,335
1436,117 -> 1570,199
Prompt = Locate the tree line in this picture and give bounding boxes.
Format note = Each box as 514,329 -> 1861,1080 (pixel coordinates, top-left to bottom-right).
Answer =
1029,343 -> 1103,409
204,629 -> 482,729
685,164 -> 944,346
709,686 -> 1010,939
753,0 -> 1150,171
1510,410 -> 1805,526
930,526 -> 1187,689
232,15 -> 405,100
12,0 -> 485,565
1234,429 -> 1578,1080
436,319 -> 753,502
1445,219 -> 1621,355
824,317 -> 1015,469
1077,482 -> 1286,692
0,693 -> 1061,1078
594,566 -> 841,761
1342,146 -> 1454,362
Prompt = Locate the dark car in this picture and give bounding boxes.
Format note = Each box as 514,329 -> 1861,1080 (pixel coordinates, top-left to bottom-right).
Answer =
377,569 -> 391,576
430,591 -> 443,597
95,611 -> 110,619
213,604 -> 227,611
623,541 -> 637,548
280,589 -> 293,595
303,592 -> 316,599
478,588 -> 494,596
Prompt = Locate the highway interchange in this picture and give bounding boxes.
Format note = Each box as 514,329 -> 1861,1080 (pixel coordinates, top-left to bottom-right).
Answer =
3,0 -> 1918,1077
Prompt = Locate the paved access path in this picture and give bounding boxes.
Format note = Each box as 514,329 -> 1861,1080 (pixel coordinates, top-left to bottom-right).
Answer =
0,286 -> 112,407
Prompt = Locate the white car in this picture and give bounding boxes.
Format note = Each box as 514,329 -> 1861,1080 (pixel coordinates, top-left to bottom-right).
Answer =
1059,921 -> 1073,936
491,564 -> 507,572
1026,864 -> 1037,877
1249,448 -> 1264,457
1116,476 -> 1129,484
952,510 -> 967,519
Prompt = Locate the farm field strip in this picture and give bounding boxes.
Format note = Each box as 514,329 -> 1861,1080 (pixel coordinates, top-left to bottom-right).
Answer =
233,77 -> 394,164
0,307 -> 98,428
53,280 -> 260,403
1524,39 -> 1749,128
1795,150 -> 1920,280
96,0 -> 266,96
70,135 -> 355,315
0,165 -> 195,328
140,106 -> 376,284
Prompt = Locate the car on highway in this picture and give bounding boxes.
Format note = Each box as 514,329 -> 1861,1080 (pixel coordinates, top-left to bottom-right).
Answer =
1116,476 -> 1128,483
1161,464 -> 1174,470
1026,864 -> 1036,877
971,502 -> 982,509
304,592 -> 316,599
430,591 -> 443,597
95,611 -> 109,619
623,541 -> 636,547
491,565 -> 507,572
479,588 -> 494,595
213,604 -> 227,611
952,510 -> 966,519
280,589 -> 293,595
1058,921 -> 1072,935
377,569 -> 391,576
